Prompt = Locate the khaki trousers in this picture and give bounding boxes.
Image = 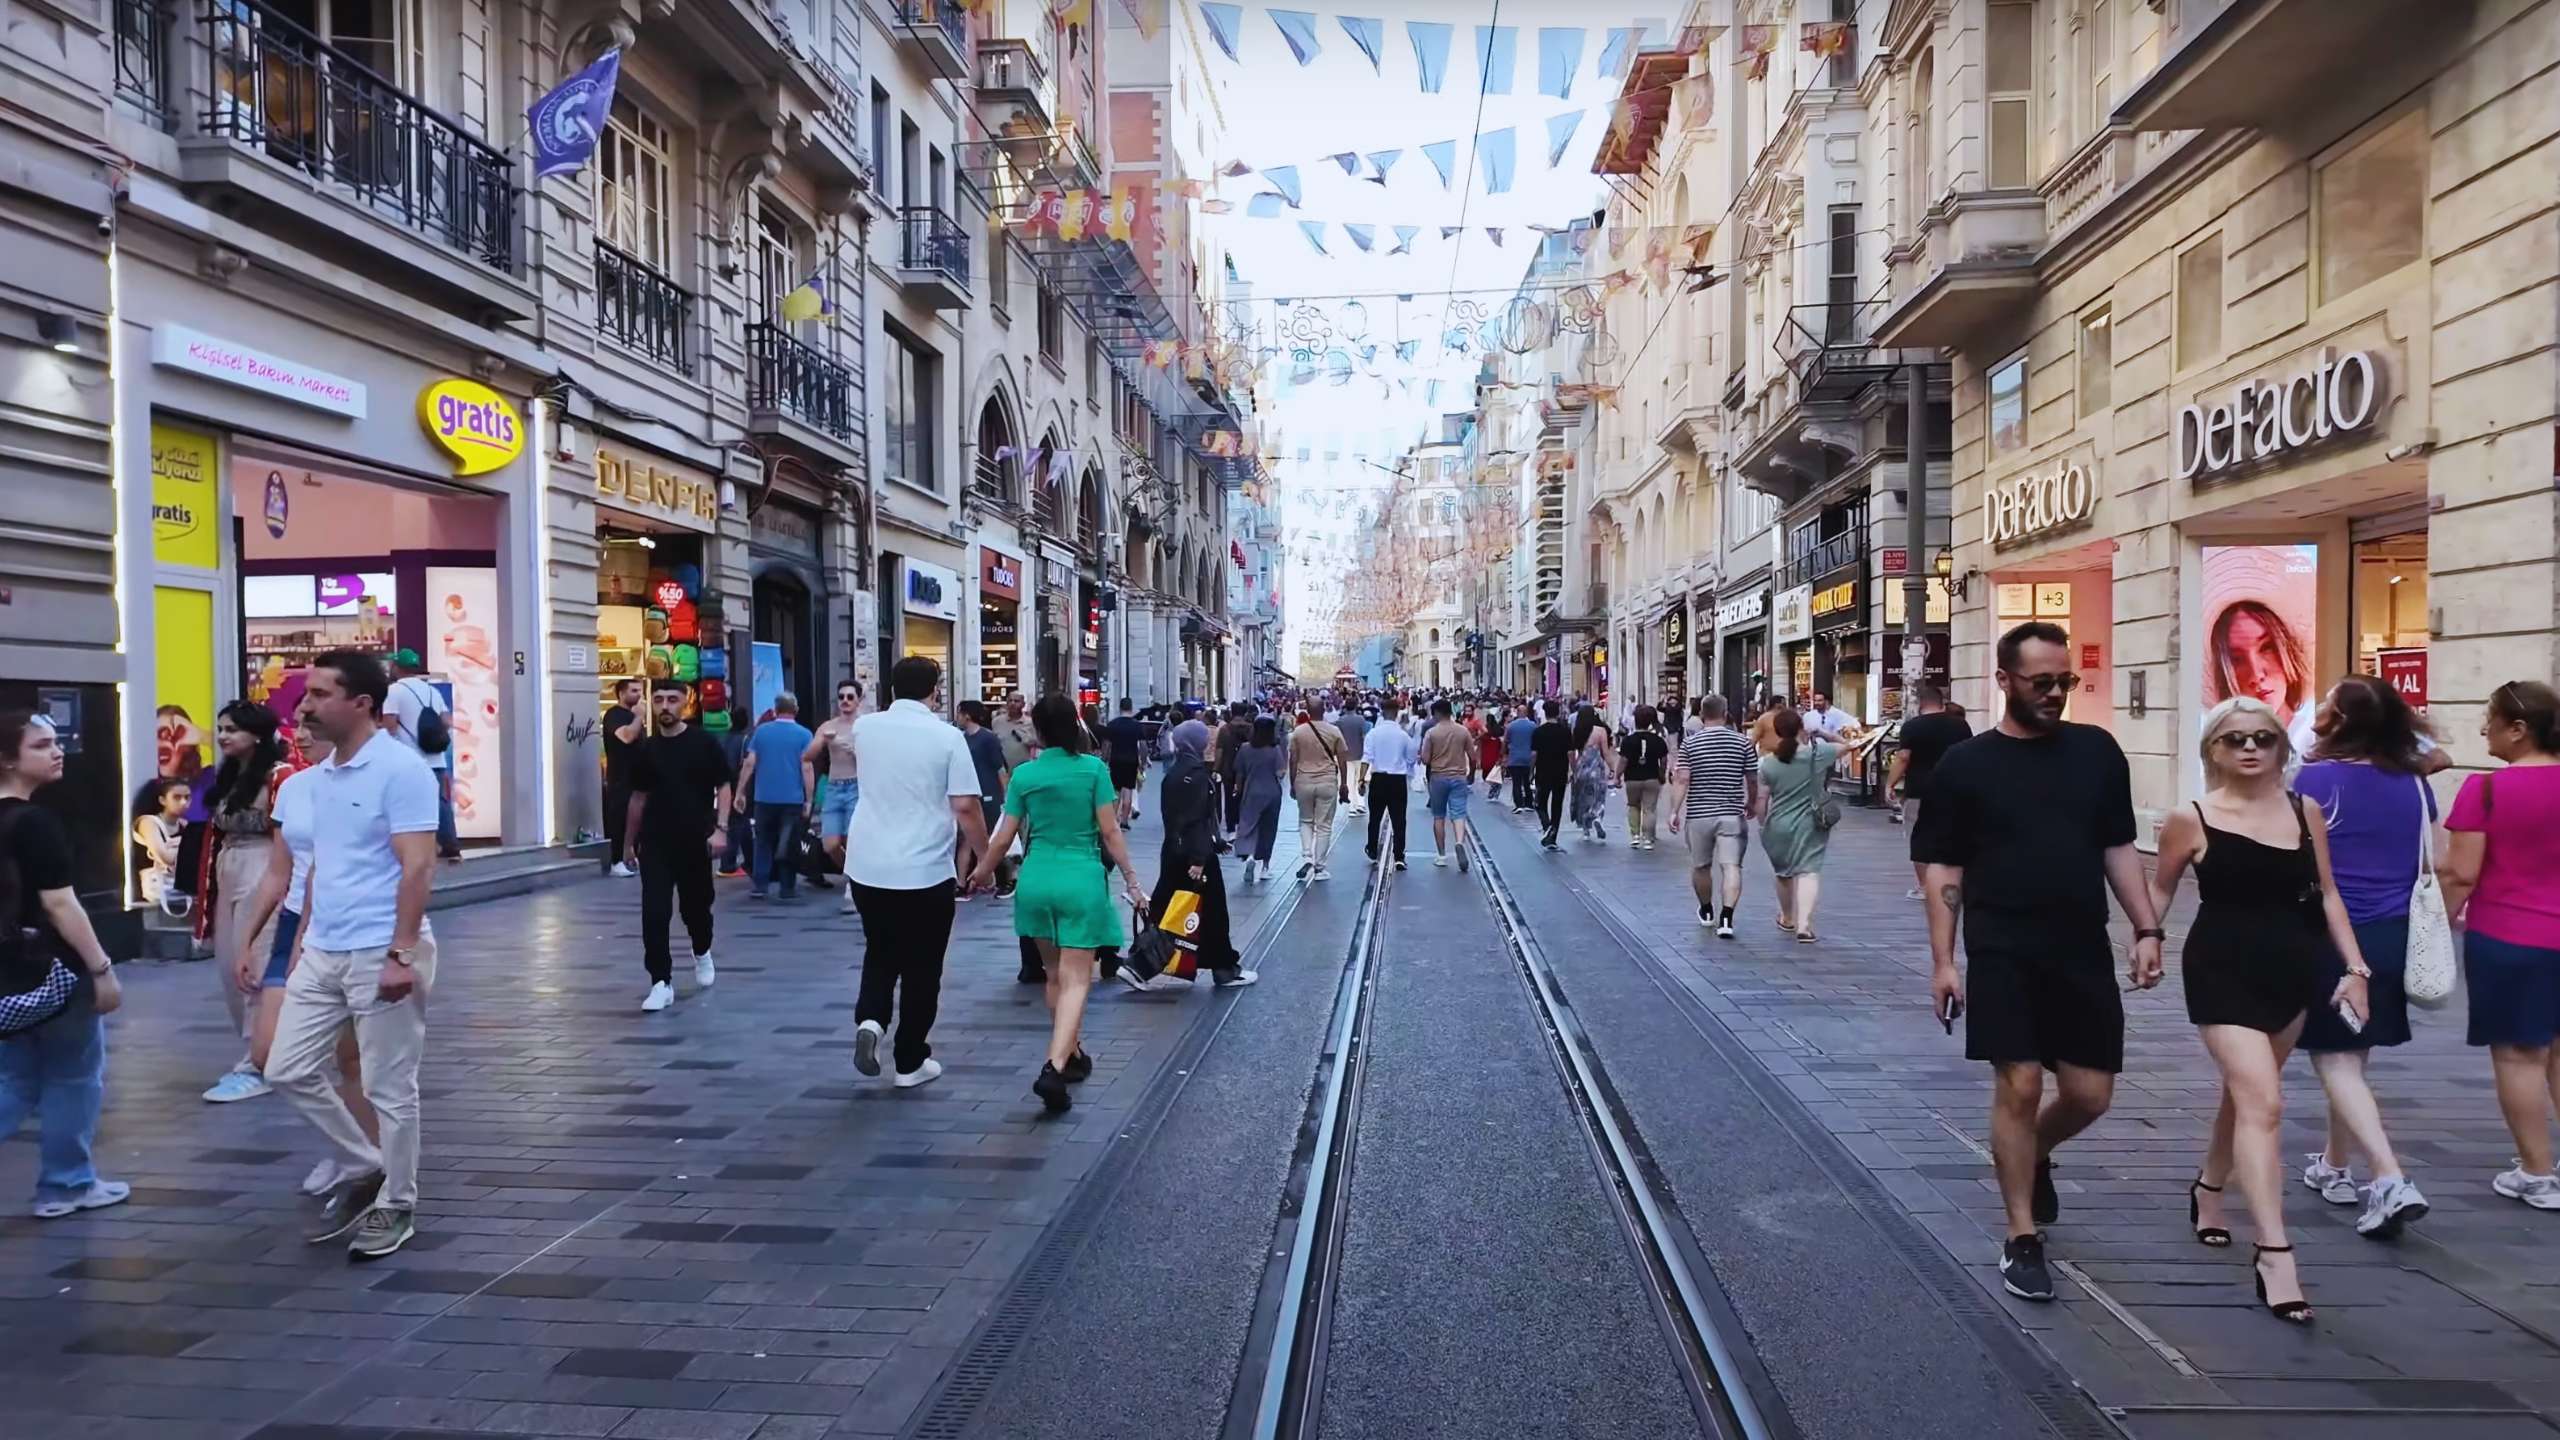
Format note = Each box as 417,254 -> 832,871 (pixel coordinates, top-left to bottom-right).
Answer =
270,937 -> 434,1209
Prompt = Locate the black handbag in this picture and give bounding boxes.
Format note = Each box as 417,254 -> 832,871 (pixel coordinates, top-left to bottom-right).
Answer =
0,807 -> 79,1038
1123,902 -> 1186,984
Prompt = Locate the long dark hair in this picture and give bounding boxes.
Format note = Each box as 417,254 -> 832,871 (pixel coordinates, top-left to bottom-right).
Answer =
210,701 -> 282,814
1571,704 -> 1603,751
1030,694 -> 1086,754
1251,716 -> 1279,747
1772,706 -> 1806,764
2309,674 -> 2428,773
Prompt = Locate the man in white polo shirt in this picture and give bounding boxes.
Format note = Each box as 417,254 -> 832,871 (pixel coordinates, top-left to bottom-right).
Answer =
268,649 -> 440,1260
843,655 -> 990,1088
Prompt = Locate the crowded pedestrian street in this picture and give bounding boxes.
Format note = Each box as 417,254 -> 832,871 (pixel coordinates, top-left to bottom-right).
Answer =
3,770 -> 2554,1440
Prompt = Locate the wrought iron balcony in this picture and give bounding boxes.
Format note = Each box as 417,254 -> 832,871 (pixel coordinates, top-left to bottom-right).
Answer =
196,0 -> 515,271
975,37 -> 1052,128
115,0 -> 168,118
1784,529 -> 1867,589
595,242 -> 693,373
891,0 -> 970,72
1780,296 -> 1901,406
746,323 -> 854,441
894,206 -> 972,309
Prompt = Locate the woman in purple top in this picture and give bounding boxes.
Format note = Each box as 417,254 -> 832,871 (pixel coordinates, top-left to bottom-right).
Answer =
2291,676 -> 2434,1238
2442,680 -> 2560,1212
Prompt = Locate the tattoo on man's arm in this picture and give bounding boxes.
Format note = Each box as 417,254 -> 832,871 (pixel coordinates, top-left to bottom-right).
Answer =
1938,883 -> 1963,913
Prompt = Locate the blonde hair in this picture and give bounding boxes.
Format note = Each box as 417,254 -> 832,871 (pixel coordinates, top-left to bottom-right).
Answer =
2198,696 -> 2290,788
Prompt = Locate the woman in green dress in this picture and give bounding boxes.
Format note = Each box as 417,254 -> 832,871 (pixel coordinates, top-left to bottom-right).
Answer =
969,696 -> 1151,1113
1757,707 -> 1838,943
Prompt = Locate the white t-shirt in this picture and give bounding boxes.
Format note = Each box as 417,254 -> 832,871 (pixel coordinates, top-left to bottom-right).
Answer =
273,768 -> 318,911
1804,705 -> 1849,740
300,730 -> 441,952
384,676 -> 452,774
1363,718 -> 1422,779
844,699 -> 979,891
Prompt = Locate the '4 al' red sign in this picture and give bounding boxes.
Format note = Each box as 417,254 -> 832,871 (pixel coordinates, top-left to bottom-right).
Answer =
2376,648 -> 2427,708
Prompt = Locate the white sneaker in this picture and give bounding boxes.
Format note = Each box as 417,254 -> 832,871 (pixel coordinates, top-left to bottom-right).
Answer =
1433,854 -> 1450,868
693,952 -> 716,988
894,1057 -> 943,1089
1716,920 -> 1736,940
2493,1163 -> 2560,1210
202,1070 -> 271,1103
1311,866 -> 1331,882
1214,969 -> 1260,988
853,1019 -> 884,1076
640,981 -> 674,1012
301,1159 -> 341,1196
609,861 -> 637,878
2356,1174 -> 2430,1238
2301,1154 -> 2359,1205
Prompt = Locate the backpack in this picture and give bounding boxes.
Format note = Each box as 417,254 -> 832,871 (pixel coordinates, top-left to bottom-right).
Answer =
401,678 -> 452,755
0,805 -> 81,1038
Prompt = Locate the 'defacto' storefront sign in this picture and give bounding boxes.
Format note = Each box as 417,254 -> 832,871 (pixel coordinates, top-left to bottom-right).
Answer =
1988,460 -> 2099,549
2175,348 -> 2384,484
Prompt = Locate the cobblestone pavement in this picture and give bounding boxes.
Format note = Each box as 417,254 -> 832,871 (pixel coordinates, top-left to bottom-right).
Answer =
1486,789 -> 2560,1437
0,783 -> 1303,1440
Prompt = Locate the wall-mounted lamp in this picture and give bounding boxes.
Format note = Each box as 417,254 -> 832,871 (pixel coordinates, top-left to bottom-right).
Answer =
37,312 -> 79,354
1933,546 -> 1974,601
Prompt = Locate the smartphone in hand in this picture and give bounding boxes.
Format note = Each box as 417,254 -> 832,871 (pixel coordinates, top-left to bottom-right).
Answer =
2336,998 -> 2365,1036
1940,993 -> 1962,1035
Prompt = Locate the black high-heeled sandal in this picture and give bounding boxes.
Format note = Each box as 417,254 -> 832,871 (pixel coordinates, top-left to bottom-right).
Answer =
2189,1177 -> 2231,1247
2253,1244 -> 2313,1324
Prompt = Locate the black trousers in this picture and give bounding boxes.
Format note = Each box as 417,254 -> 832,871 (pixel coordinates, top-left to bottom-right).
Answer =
1151,848 -> 1239,973
604,778 -> 633,865
639,841 -> 714,983
1536,768 -> 1567,840
1506,764 -> 1534,809
1220,772 -> 1243,833
1366,773 -> 1409,862
850,879 -> 956,1074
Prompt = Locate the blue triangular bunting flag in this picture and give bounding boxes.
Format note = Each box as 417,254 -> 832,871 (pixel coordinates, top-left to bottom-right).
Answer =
1345,224 -> 1375,252
1407,21 -> 1452,93
1478,127 -> 1516,194
1339,15 -> 1385,72
1299,221 -> 1329,254
1260,165 -> 1302,207
1269,10 -> 1322,65
1327,151 -> 1358,175
1422,139 -> 1458,189
1599,26 -> 1637,78
1364,149 -> 1401,184
1201,3 -> 1243,61
1391,225 -> 1420,255
1475,26 -> 1516,95
1246,192 -> 1286,217
1545,108 -> 1583,165
1538,28 -> 1584,99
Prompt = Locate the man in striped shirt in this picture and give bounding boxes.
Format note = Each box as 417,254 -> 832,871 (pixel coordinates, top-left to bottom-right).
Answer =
1668,694 -> 1760,939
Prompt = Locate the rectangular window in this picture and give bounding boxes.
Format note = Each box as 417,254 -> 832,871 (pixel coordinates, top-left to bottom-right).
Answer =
2088,1 -> 2114,140
598,98 -> 674,270
870,85 -> 890,190
754,204 -> 801,325
988,229 -> 1011,318
1986,0 -> 2034,187
1086,339 -> 1103,405
1824,206 -> 1859,340
884,325 -> 938,491
2175,233 -> 2223,371
899,117 -> 919,208
2078,306 -> 2112,417
1037,282 -> 1064,365
2317,111 -> 2426,303
1986,351 -> 2028,458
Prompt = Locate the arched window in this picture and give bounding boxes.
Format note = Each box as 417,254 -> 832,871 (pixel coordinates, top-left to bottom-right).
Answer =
1077,467 -> 1105,556
1429,627 -> 1440,645
1030,428 -> 1062,531
973,399 -> 1016,507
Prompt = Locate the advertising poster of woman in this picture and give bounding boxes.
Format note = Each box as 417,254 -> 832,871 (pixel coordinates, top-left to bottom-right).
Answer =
2201,543 -> 2320,729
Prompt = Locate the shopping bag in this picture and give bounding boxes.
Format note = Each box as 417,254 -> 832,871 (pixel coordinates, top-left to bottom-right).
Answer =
1123,895 -> 1203,983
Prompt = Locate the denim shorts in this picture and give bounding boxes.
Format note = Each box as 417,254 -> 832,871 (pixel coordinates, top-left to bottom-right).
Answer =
1427,776 -> 1472,819
262,908 -> 301,987
2465,930 -> 2560,1050
819,779 -> 860,839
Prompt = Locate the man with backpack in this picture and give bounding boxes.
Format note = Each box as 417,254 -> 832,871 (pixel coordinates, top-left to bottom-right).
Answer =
383,651 -> 461,861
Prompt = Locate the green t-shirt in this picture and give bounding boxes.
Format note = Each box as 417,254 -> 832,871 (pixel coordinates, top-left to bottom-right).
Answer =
1004,751 -> 1113,863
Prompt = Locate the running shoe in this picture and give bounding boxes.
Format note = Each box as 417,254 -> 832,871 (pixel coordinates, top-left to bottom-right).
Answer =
32,1180 -> 129,1220
347,1206 -> 415,1260
1033,1062 -> 1071,1113
1716,919 -> 1735,940
894,1058 -> 943,1090
2356,1175 -> 2429,1239
1062,1050 -> 1093,1083
1698,903 -> 1714,928
694,952 -> 716,988
301,1159 -> 340,1196
203,1069 -> 271,1103
853,1019 -> 884,1076
1393,860 -> 1408,871
1433,854 -> 1449,868
2000,1233 -> 2055,1302
1311,867 -> 1331,882
2033,1157 -> 2060,1225
2493,1164 -> 2560,1210
640,981 -> 673,1013
1458,846 -> 1469,873
608,861 -> 636,878
1215,969 -> 1261,988
306,1171 -> 383,1244
2301,1154 -> 2359,1205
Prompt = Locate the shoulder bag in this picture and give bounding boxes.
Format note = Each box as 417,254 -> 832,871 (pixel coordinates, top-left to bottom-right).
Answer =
0,807 -> 81,1038
2405,775 -> 2459,1007
1811,744 -> 1844,830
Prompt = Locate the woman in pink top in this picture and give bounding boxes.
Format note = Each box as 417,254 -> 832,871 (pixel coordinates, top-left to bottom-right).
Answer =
2443,680 -> 2560,1211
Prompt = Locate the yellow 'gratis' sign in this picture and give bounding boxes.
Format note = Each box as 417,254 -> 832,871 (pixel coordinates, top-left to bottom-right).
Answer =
417,379 -> 525,476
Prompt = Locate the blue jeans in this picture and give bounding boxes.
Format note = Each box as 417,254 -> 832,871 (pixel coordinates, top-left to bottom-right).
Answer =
819,779 -> 860,839
434,769 -> 459,853
752,802 -> 804,896
0,986 -> 105,1203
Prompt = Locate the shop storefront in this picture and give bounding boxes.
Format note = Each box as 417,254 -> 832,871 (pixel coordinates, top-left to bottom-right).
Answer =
1656,604 -> 1689,712
1712,586 -> 1770,711
1078,577 -> 1107,705
1772,583 -> 1812,705
1808,565 -> 1865,717
979,545 -> 1025,700
898,555 -> 961,696
594,440 -> 730,733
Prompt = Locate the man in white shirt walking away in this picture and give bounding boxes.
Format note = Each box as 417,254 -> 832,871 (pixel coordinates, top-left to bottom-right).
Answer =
843,656 -> 991,1089
269,650 -> 439,1260
1361,697 -> 1419,870
382,649 -> 461,860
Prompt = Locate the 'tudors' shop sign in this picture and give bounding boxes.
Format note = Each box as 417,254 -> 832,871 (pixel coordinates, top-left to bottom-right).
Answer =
2175,348 -> 2384,484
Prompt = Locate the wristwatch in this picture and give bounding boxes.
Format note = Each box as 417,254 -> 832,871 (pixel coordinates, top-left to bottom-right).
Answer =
2133,927 -> 2165,942
384,947 -> 415,966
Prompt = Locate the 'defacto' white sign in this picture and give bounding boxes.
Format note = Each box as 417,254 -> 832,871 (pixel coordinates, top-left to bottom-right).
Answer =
1987,460 -> 2098,549
2174,347 -> 2382,484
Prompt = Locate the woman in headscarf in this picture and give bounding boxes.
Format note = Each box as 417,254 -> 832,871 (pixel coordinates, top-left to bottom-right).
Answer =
1234,716 -> 1287,884
1131,721 -> 1256,990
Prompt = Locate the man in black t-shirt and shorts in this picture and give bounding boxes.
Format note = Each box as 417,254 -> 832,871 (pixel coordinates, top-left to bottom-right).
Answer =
1912,622 -> 2165,1306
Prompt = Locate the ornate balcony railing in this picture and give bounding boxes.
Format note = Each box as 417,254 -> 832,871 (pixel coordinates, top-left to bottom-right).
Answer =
897,206 -> 971,289
199,0 -> 515,270
746,322 -> 853,439
595,242 -> 692,372
892,0 -> 969,56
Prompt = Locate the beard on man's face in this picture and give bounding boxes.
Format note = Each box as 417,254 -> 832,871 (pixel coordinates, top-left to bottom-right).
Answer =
2004,682 -> 2065,732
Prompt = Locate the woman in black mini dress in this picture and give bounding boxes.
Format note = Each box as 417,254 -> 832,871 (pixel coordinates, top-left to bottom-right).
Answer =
2151,698 -> 2372,1324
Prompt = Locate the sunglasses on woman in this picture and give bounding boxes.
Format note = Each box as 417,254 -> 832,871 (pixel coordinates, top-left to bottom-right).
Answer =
2212,730 -> 2283,751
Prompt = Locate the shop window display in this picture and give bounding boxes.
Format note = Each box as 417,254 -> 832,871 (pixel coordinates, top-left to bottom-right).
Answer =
598,531 -> 728,737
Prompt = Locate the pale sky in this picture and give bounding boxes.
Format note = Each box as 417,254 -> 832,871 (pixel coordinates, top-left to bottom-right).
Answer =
1189,0 -> 1663,672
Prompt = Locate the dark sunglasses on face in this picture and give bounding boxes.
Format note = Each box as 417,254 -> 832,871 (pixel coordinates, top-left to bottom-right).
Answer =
2213,730 -> 2283,751
2013,672 -> 2081,695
